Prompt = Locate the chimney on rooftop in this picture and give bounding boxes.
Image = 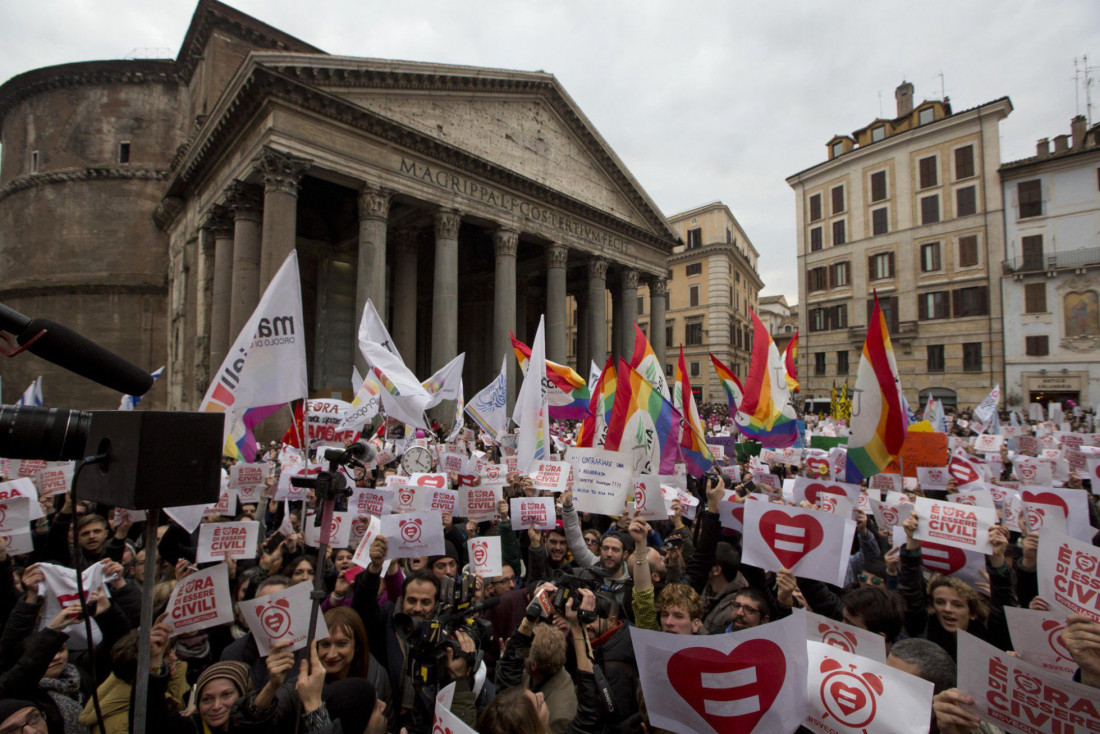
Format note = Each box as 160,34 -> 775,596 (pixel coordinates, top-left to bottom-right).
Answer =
1071,115 -> 1086,149
1053,134 -> 1069,154
1036,138 -> 1049,158
895,81 -> 914,118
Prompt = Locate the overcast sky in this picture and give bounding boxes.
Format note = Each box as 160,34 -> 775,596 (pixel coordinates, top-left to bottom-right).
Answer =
2,1 -> 1099,303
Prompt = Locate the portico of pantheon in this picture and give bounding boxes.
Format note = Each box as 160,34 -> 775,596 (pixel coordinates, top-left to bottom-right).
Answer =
0,0 -> 677,410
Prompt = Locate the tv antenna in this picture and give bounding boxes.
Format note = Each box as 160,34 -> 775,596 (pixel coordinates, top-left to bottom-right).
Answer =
1075,55 -> 1097,126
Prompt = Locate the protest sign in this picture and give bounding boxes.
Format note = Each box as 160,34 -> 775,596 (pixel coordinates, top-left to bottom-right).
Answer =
918,539 -> 986,588
1020,487 -> 1094,542
510,497 -> 556,530
957,630 -> 1100,734
351,487 -> 393,517
633,475 -> 669,522
409,473 -> 449,490
630,615 -> 807,734
741,502 -> 854,586
1085,458 -> 1100,493
384,474 -> 409,488
418,486 -> 458,514
947,452 -> 984,487
480,462 -> 506,483
460,484 -> 503,522
197,521 -> 259,563
913,496 -> 994,554
380,511 -> 445,558
530,460 -> 571,493
868,472 -> 901,493
275,465 -> 315,501
468,536 -> 502,578
439,451 -> 465,475
973,434 -> 1005,453
1037,529 -> 1100,622
0,497 -> 30,534
1004,606 -> 1077,679
203,485 -> 237,519
165,564 -> 233,635
230,463 -> 267,504
0,529 -> 33,556
34,462 -> 73,498
816,495 -> 853,518
898,431 -> 948,477
0,478 -> 44,521
718,493 -> 750,533
950,486 -> 997,510
1015,455 -> 1054,486
350,515 -> 382,568
434,682 -> 477,734
804,641 -> 933,734
752,471 -> 780,491
802,609 -> 887,663
791,476 -> 861,507
302,398 -> 360,445
565,447 -> 631,516
869,492 -> 914,535
393,484 -> 418,514
804,454 -> 831,478
303,510 -> 352,549
916,466 -> 951,490
238,581 -> 328,656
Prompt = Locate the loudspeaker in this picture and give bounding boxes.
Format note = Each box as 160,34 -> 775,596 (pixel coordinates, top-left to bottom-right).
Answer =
75,411 -> 224,509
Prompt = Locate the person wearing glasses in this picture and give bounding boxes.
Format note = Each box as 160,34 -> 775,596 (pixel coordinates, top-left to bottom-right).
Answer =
0,702 -> 47,734
726,589 -> 772,632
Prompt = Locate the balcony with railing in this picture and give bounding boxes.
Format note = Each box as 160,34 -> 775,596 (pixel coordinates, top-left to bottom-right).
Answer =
847,320 -> 918,346
1003,246 -> 1100,274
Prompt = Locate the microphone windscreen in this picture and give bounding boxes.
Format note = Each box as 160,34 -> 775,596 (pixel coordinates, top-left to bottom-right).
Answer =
20,318 -> 155,396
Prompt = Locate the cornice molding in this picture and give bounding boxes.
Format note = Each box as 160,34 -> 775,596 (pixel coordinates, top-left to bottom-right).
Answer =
0,166 -> 170,205
0,282 -> 167,300
164,65 -> 675,253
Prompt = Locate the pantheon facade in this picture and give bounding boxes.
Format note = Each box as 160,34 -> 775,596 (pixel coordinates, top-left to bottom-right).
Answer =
0,0 -> 676,410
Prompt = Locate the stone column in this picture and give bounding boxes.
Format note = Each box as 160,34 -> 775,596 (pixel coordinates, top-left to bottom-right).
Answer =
545,243 -> 568,364
391,229 -> 420,368
610,282 -> 622,361
204,205 -> 235,370
649,276 -> 668,367
575,290 -> 589,374
226,181 -> 263,341
355,185 -> 392,373
620,269 -> 639,360
431,208 -> 463,371
493,228 -> 519,409
587,258 -> 608,366
256,147 -> 311,290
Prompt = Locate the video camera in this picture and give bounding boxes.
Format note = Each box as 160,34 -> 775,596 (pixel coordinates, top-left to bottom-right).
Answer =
549,569 -> 615,623
402,572 -> 498,687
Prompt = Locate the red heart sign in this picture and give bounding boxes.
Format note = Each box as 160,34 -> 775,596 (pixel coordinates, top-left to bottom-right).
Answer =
259,598 -> 292,638
948,457 -> 979,484
1042,619 -> 1072,660
759,510 -> 825,568
473,542 -> 487,565
830,680 -> 868,716
667,639 -> 785,733
920,542 -> 967,575
399,518 -> 422,543
804,483 -> 847,505
417,474 -> 446,488
1022,491 -> 1069,518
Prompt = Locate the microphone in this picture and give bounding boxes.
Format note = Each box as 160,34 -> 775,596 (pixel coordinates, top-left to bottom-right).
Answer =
0,304 -> 155,396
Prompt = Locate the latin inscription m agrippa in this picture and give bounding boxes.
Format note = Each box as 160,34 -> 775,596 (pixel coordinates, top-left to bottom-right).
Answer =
397,157 -> 625,253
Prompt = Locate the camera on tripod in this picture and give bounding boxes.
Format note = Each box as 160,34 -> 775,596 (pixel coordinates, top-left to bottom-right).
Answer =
288,442 -> 375,524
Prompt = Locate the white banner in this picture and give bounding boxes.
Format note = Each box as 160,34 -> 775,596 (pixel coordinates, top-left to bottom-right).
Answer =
196,521 -> 259,563
380,511 -> 445,558
804,640 -> 933,734
741,502 -> 854,586
802,609 -> 886,663
1004,606 -> 1077,679
913,496 -> 995,554
1037,529 -> 1100,622
630,616 -> 807,734
239,580 -> 328,656
165,563 -> 234,635
510,497 -> 556,530
564,446 -> 632,516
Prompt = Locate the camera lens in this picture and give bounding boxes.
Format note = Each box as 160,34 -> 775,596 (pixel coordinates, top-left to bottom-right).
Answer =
0,405 -> 92,461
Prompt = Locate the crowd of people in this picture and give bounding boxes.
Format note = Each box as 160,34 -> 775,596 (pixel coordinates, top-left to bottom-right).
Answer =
1,408 -> 1099,734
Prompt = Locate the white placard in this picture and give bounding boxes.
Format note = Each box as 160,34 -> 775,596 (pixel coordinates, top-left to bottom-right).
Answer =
0,497 -> 30,534
350,487 -> 394,517
868,472 -> 902,493
633,475 -> 669,521
418,486 -> 458,514
916,466 -> 951,490
275,466 -> 313,501
380,511 -> 445,558
467,536 -> 502,578
0,529 -> 34,555
1037,529 -> 1100,622
1020,486 -> 1094,542
1004,606 -> 1077,679
949,486 -> 997,509
165,563 -> 234,635
230,463 -> 267,504
350,515 -> 382,569
741,502 -> 854,586
196,521 -> 259,563
303,509 -> 352,549
791,476 -> 861,507
34,462 -> 74,498
460,484 -> 503,521
0,478 -> 44,521
238,581 -> 328,656
802,610 -> 887,663
973,434 -> 1005,453
804,641 -> 933,734
913,496 -> 995,554
565,447 -> 632,516
509,497 -> 556,530
529,460 -> 571,493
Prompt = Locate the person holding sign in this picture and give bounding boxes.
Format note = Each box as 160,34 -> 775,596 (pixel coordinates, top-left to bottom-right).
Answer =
898,512 -> 1015,660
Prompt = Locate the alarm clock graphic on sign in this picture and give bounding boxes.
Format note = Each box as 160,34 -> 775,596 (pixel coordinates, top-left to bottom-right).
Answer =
400,446 -> 433,475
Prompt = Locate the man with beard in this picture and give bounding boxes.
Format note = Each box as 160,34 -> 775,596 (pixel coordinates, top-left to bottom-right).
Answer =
560,490 -> 633,605
526,525 -> 574,585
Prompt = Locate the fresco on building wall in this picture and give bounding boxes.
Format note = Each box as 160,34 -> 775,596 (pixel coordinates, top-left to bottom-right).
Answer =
1064,291 -> 1100,337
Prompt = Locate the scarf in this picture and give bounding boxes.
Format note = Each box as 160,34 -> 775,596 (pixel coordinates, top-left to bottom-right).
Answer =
40,664 -> 88,734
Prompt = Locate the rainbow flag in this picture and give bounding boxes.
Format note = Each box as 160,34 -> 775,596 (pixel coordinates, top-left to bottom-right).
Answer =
783,330 -> 799,394
731,311 -> 798,448
845,294 -> 908,483
711,353 -> 745,412
605,359 -> 682,475
674,347 -> 714,476
575,356 -> 617,447
511,332 -> 590,419
629,322 -> 671,399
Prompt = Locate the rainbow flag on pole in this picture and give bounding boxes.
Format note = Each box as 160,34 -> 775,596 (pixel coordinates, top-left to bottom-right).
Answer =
629,322 -> 671,400
575,356 -> 617,448
510,333 -> 590,420
674,347 -> 714,476
783,330 -> 799,394
845,294 -> 908,483
727,311 -> 798,448
711,353 -> 745,412
605,359 -> 682,474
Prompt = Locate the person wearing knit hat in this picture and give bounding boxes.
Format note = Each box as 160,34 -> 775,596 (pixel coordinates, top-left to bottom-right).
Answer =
0,700 -> 48,734
426,540 -> 460,580
194,661 -> 251,731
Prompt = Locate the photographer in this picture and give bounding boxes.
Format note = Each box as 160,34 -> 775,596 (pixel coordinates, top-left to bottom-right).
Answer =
559,491 -> 633,604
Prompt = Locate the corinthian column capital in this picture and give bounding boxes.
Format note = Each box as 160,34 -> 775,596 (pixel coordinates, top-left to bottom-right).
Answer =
255,147 -> 312,196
